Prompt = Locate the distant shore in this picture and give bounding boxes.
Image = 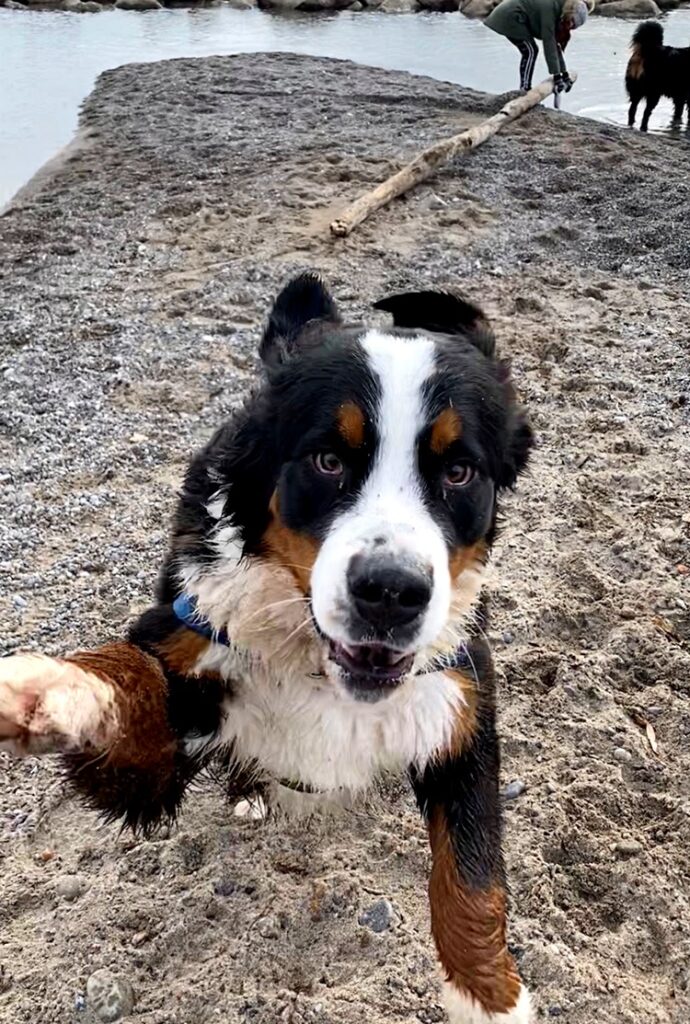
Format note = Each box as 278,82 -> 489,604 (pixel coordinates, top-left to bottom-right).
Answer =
4,0 -> 689,15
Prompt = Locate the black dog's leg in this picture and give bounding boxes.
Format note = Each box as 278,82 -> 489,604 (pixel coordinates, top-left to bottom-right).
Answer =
628,97 -> 640,128
410,650 -> 530,1022
626,80 -> 642,128
672,98 -> 685,124
640,93 -> 661,131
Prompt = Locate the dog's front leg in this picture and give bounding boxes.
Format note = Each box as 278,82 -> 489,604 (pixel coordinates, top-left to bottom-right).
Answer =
0,631 -> 228,833
410,674 -> 531,1024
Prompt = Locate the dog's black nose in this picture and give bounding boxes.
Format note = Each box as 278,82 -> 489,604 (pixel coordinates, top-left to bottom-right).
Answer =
347,556 -> 432,632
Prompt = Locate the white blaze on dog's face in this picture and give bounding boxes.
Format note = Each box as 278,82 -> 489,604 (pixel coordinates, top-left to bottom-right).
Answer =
176,275 -> 532,702
310,330 -> 452,670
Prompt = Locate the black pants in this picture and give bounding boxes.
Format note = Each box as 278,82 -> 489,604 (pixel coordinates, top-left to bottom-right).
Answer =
509,37 -> 538,91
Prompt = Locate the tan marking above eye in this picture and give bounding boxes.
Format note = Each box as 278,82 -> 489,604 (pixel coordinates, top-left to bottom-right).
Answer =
336,401 -> 366,449
430,408 -> 462,456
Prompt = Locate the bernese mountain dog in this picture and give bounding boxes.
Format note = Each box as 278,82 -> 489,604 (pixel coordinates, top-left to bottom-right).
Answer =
0,274 -> 534,1023
627,20 -> 690,131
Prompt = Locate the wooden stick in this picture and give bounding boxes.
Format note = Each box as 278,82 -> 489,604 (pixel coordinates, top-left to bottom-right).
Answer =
329,75 -> 575,238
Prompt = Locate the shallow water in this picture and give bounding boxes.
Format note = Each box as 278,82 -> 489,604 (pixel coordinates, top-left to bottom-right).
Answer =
1,5 -> 689,206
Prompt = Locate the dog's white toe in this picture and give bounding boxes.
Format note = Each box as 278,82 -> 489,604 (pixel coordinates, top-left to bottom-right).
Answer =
443,982 -> 533,1024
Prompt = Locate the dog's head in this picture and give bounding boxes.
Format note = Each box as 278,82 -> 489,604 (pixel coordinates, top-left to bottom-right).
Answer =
175,274 -> 532,701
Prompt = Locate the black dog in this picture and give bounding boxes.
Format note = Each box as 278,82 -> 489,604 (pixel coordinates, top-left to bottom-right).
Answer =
626,20 -> 690,131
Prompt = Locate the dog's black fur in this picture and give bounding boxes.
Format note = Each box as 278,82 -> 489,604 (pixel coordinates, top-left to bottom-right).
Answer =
626,20 -> 690,131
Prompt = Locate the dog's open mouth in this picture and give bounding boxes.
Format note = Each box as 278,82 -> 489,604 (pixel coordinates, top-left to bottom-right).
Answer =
327,640 -> 414,690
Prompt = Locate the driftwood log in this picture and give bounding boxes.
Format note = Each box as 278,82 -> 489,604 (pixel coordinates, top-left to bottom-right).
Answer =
329,74 -> 576,238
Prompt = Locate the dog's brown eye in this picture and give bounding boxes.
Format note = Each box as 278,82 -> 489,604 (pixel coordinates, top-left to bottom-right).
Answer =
444,464 -> 476,488
314,452 -> 344,477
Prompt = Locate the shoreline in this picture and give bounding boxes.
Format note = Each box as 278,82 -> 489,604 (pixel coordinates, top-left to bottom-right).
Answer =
4,0 -> 690,14
1,52 -> 689,1024
0,128 -> 97,216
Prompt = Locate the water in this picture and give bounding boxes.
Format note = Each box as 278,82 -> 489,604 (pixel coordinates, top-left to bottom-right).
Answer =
1,6 -> 689,206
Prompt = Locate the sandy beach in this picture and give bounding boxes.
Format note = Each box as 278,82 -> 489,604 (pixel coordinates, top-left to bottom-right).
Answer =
0,53 -> 689,1024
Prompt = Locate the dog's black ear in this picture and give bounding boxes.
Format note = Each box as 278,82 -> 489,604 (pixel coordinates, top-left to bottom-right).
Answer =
260,273 -> 340,368
500,412 -> 534,489
495,360 -> 534,488
373,290 -> 495,358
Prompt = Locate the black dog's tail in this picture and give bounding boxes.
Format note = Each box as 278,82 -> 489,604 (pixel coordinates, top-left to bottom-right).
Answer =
631,19 -> 664,55
627,20 -> 664,86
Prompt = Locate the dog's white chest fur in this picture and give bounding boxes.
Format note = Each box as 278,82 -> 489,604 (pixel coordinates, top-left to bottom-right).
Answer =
192,644 -> 462,792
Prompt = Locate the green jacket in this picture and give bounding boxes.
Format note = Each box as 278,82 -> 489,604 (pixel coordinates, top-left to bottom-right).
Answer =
485,0 -> 567,75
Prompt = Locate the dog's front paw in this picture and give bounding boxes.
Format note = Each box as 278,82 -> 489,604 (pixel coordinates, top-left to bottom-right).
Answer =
0,654 -> 119,756
443,982 -> 533,1024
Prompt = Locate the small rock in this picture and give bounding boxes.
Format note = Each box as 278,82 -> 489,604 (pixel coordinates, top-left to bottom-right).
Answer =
359,898 -> 395,933
54,875 -> 85,902
11,595 -> 27,610
614,840 -> 643,857
114,0 -> 162,8
128,433 -> 148,444
257,915 -> 281,939
677,564 -> 689,576
86,970 -> 135,1023
75,993 -> 87,1012
582,286 -> 605,301
50,241 -> 79,254
501,631 -> 514,645
233,796 -> 266,820
596,0 -> 660,16
504,779 -> 527,800
213,878 -> 239,897
613,747 -> 632,764
39,849 -> 55,863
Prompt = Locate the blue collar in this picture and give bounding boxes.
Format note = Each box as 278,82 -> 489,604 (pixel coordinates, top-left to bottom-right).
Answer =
172,593 -> 231,647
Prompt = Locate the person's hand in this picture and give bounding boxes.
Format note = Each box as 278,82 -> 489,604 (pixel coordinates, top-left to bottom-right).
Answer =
553,74 -> 566,93
562,71 -> 574,92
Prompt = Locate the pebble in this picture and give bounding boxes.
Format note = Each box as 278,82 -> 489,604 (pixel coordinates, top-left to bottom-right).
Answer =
614,840 -> 643,857
504,779 -> 527,801
54,875 -> 85,902
501,631 -> 515,645
86,970 -> 135,1023
613,747 -> 632,764
358,898 -> 395,933
11,595 -> 27,610
257,915 -> 281,939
